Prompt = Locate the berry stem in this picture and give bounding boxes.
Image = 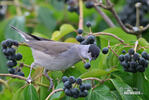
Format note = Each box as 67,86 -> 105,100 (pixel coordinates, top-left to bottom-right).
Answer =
78,0 -> 83,30
45,88 -> 63,100
108,41 -> 119,57
134,40 -> 138,53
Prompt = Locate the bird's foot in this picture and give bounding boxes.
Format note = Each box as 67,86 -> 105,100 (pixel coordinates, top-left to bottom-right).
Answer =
26,75 -> 32,84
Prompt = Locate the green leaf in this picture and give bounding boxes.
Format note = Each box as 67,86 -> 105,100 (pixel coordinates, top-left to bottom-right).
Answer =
5,16 -> 25,42
80,68 -> 117,78
17,46 -> 33,65
87,85 -> 115,100
100,27 -> 137,48
50,82 -> 64,100
12,87 -> 24,100
51,24 -> 75,40
111,79 -> 140,100
37,6 -> 56,32
24,84 -> 39,100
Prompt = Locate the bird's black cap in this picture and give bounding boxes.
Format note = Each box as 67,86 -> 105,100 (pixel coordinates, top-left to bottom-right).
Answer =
88,44 -> 100,60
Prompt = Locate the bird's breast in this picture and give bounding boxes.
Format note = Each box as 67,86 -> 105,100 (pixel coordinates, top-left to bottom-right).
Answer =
31,47 -> 81,70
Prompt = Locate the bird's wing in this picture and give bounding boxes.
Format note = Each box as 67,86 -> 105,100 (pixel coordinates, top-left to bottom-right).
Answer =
28,41 -> 77,56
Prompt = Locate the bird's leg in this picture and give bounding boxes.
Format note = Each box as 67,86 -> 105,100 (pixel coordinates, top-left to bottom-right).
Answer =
26,62 -> 36,83
43,69 -> 54,91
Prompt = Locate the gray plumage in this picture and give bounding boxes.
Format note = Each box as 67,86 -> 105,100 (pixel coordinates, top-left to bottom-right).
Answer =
10,26 -> 97,70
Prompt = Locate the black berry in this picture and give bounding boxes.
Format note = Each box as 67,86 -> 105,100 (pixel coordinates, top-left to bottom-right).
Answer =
8,68 -> 15,74
64,81 -> 72,89
64,88 -> 72,96
62,76 -> 68,83
141,51 -> 149,60
76,36 -> 85,43
7,48 -> 16,55
76,78 -> 82,85
102,47 -> 109,54
85,83 -> 91,90
86,35 -> 95,44
84,63 -> 91,69
1,41 -> 7,49
77,29 -> 83,34
86,22 -> 91,27
15,53 -> 22,60
85,1 -> 94,8
122,50 -> 126,54
69,76 -> 76,84
128,48 -> 134,55
7,60 -> 17,67
118,54 -> 124,62
79,84 -> 85,91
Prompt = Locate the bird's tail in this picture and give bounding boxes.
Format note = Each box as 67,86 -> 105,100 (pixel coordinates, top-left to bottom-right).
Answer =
10,25 -> 32,42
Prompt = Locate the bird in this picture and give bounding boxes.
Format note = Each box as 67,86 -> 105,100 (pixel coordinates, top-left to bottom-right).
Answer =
10,26 -> 100,89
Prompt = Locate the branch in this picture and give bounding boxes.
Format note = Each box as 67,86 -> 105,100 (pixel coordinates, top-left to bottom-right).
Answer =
0,73 -> 49,88
0,73 -> 26,81
96,0 -> 149,36
94,5 -> 115,27
45,88 -> 63,100
93,32 -> 125,44
78,0 -> 84,30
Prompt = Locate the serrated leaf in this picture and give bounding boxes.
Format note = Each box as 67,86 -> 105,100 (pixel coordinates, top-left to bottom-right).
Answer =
24,84 -> 39,100
80,68 -> 117,78
87,85 -> 115,100
51,24 -> 75,40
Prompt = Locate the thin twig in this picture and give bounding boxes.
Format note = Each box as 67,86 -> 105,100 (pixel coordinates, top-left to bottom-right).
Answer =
94,32 -> 125,44
108,41 -> 119,57
45,88 -> 63,100
134,40 -> 138,53
0,73 -> 26,81
78,0 -> 83,30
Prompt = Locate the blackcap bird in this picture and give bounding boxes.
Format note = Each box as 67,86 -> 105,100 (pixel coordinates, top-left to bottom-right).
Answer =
11,26 -> 100,89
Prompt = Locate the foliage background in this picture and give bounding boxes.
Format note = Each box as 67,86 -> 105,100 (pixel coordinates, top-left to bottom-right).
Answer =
0,0 -> 149,100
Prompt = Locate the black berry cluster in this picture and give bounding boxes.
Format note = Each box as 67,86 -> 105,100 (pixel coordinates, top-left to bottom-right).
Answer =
65,0 -> 95,14
119,48 -> 149,73
119,0 -> 149,26
76,22 -> 96,45
62,76 -> 91,98
1,39 -> 24,76
66,0 -> 79,14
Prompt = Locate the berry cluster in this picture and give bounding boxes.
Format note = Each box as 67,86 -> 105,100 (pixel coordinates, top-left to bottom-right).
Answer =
76,22 -> 96,45
119,0 -> 149,26
1,39 -> 24,76
65,0 -> 95,14
62,76 -> 91,98
119,48 -> 149,73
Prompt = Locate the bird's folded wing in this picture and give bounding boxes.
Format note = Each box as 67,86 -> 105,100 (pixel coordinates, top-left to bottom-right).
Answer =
27,41 -> 76,56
